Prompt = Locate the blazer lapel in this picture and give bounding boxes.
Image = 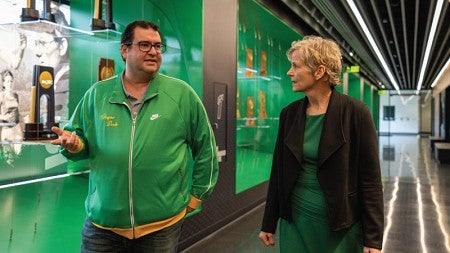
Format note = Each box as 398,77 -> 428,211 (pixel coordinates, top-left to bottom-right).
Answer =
285,99 -> 307,164
317,90 -> 345,168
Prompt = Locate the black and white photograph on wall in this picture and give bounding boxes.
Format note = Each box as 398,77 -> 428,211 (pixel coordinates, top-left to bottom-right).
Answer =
0,0 -> 70,164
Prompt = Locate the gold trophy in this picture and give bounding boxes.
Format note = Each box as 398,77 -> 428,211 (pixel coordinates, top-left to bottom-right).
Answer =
98,58 -> 115,81
245,49 -> 254,77
23,65 -> 58,140
258,91 -> 267,118
245,96 -> 255,126
260,50 -> 267,76
236,88 -> 241,119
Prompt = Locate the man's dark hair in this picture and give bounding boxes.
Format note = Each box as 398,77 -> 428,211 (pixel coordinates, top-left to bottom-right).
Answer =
121,20 -> 162,44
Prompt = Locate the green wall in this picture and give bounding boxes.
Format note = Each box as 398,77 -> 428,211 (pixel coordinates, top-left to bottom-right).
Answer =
345,73 -> 380,129
373,91 -> 380,129
348,73 -> 361,100
364,81 -> 372,111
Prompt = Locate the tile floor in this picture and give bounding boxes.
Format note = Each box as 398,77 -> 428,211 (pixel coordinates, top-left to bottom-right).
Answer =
181,135 -> 450,253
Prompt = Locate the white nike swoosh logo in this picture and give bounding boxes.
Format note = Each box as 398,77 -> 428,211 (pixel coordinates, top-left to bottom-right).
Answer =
150,114 -> 161,120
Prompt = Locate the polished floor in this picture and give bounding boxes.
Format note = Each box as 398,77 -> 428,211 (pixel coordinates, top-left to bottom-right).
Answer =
181,135 -> 450,253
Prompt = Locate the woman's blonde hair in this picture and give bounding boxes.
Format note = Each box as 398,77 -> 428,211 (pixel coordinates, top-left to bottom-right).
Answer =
287,36 -> 342,85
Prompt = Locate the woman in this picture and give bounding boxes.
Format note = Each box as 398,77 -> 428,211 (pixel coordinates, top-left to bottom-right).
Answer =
0,69 -> 23,164
259,36 -> 384,252
0,69 -> 22,141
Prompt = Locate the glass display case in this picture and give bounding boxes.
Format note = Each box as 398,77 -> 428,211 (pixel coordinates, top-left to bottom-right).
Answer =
235,0 -> 302,193
0,18 -> 119,183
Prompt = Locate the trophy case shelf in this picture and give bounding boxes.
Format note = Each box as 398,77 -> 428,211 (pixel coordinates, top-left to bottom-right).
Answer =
0,139 -> 53,145
0,19 -> 121,42
237,75 -> 282,82
236,117 -> 279,130
90,28 -> 122,41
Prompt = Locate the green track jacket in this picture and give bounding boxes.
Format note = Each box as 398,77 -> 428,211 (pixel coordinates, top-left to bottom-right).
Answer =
61,72 -> 219,229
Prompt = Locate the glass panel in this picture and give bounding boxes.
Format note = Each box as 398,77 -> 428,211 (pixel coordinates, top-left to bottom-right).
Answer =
235,0 -> 302,193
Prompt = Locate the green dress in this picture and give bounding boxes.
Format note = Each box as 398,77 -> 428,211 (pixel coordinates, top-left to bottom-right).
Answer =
279,114 -> 363,253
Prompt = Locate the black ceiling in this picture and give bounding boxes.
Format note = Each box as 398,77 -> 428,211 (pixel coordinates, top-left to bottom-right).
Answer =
257,0 -> 450,91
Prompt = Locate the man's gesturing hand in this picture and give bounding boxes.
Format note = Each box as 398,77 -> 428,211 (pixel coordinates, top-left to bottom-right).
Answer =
50,126 -> 84,153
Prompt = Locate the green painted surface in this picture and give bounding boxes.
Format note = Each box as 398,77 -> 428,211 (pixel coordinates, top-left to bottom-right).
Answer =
235,0 -> 302,193
363,81 -> 372,111
348,73 -> 361,100
0,174 -> 88,253
0,144 -> 67,185
373,92 -> 380,130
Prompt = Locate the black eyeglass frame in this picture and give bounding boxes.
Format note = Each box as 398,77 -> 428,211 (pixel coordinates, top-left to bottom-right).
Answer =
124,41 -> 167,54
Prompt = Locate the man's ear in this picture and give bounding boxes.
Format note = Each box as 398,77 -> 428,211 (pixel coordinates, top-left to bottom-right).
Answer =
120,44 -> 128,61
54,29 -> 68,56
314,65 -> 326,80
59,37 -> 68,56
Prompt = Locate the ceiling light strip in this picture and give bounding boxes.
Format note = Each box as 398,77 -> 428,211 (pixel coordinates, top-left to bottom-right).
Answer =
416,0 -> 445,91
431,56 -> 450,88
346,0 -> 401,93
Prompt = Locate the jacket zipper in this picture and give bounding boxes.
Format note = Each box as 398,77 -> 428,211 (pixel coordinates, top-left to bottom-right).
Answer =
123,101 -> 136,238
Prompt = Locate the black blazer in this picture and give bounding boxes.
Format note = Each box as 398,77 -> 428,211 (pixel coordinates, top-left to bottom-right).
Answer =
261,89 -> 384,249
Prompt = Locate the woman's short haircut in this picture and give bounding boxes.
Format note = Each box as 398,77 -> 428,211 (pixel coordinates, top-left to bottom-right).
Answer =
287,36 -> 342,85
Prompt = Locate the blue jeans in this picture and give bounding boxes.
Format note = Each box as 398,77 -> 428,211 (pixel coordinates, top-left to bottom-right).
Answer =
80,218 -> 184,253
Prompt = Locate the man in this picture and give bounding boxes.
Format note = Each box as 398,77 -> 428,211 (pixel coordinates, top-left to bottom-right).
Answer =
51,20 -> 219,253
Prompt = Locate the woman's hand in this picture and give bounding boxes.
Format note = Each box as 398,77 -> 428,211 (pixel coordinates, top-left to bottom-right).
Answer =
259,231 -> 275,247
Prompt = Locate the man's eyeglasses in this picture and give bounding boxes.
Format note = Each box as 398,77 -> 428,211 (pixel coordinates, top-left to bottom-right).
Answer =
124,41 -> 167,54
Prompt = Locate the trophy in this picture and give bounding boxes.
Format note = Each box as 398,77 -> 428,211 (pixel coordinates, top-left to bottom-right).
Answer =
245,49 -> 254,77
21,0 -> 39,21
98,58 -> 115,81
258,91 -> 267,118
21,0 -> 55,22
236,88 -> 241,119
260,50 -> 267,76
91,0 -> 116,30
23,65 -> 59,140
40,0 -> 55,22
245,96 -> 255,127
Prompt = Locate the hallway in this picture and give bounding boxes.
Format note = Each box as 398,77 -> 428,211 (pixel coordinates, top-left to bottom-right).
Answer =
181,135 -> 450,253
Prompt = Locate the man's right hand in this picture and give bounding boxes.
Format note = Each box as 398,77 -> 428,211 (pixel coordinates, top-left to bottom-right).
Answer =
50,126 -> 83,153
